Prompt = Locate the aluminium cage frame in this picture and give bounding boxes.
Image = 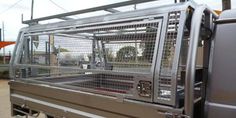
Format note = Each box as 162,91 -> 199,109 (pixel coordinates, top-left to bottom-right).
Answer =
9,1 -> 218,117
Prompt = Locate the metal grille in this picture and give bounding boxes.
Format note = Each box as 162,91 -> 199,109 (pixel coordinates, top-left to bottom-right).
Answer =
96,20 -> 159,74
18,18 -> 161,95
157,11 -> 180,100
160,11 -> 180,76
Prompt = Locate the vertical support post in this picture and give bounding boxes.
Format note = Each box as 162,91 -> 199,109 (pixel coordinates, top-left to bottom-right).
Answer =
31,0 -> 34,20
200,12 -> 212,118
0,28 -> 2,42
25,38 -> 30,63
30,37 -> 33,64
58,45 -> 60,66
134,4 -> 138,63
45,41 -> 51,66
96,39 -> 104,68
101,41 -> 107,68
91,38 -> 96,69
9,51 -> 11,62
185,6 -> 215,118
2,22 -> 5,64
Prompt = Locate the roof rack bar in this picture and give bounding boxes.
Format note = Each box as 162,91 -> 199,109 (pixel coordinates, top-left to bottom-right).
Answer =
59,17 -> 74,20
105,8 -> 120,13
22,0 -> 157,24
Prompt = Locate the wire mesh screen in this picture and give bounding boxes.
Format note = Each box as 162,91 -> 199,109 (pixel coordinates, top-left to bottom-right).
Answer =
95,20 -> 159,74
19,19 -> 161,74
160,11 -> 180,76
16,18 -> 162,96
157,11 -> 181,101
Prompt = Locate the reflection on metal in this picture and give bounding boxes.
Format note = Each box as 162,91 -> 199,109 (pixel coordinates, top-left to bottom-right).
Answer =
214,10 -> 222,15
104,8 -> 120,13
59,17 -> 74,20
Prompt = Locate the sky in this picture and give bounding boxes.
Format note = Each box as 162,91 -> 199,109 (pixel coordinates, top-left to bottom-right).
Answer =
0,0 -> 235,53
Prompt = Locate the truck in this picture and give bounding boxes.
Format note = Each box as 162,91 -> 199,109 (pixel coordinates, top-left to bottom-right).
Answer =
8,0 -> 236,118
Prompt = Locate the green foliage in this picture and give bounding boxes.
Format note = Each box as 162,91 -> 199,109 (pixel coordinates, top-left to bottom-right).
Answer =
59,48 -> 69,52
116,46 -> 136,62
53,47 -> 69,55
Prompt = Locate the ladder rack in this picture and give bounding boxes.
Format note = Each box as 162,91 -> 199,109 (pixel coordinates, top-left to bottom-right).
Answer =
22,0 -> 189,25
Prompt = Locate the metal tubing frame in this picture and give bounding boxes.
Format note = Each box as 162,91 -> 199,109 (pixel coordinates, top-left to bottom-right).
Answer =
10,0 -> 199,101
23,2 -> 197,33
25,18 -> 163,37
184,5 -> 218,118
13,18 -> 164,76
12,16 -> 164,103
8,2 -> 218,117
215,18 -> 236,24
22,0 -> 158,24
9,31 -> 24,78
170,10 -> 188,106
153,8 -> 189,106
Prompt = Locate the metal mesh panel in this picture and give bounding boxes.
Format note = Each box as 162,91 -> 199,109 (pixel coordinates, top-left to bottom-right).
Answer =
157,11 -> 180,100
17,18 -> 161,96
160,11 -> 180,76
96,20 -> 159,74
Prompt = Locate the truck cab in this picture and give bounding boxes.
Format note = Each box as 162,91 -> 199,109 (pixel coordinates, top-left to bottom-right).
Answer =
206,9 -> 236,118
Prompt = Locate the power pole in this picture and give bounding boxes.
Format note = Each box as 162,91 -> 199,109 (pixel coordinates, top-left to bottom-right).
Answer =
2,22 -> 5,64
222,0 -> 231,10
0,28 -> 2,42
31,0 -> 34,19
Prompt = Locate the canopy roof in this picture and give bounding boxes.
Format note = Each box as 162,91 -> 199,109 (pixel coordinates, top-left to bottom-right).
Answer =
0,41 -> 15,48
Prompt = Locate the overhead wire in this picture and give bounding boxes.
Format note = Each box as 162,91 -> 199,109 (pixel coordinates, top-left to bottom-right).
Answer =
0,0 -> 25,15
48,0 -> 79,19
48,0 -> 68,12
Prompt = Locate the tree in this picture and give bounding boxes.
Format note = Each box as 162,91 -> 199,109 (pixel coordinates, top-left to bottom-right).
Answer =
59,48 -> 69,52
53,47 -> 69,55
116,46 -> 136,62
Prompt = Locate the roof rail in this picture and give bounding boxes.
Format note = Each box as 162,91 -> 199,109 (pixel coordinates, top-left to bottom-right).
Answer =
22,0 -> 161,25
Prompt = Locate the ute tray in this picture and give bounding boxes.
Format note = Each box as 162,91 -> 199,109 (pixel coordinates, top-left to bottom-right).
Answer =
36,74 -> 134,94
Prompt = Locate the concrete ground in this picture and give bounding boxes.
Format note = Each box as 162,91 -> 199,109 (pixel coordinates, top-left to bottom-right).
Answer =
0,79 -> 11,118
0,80 -> 45,118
